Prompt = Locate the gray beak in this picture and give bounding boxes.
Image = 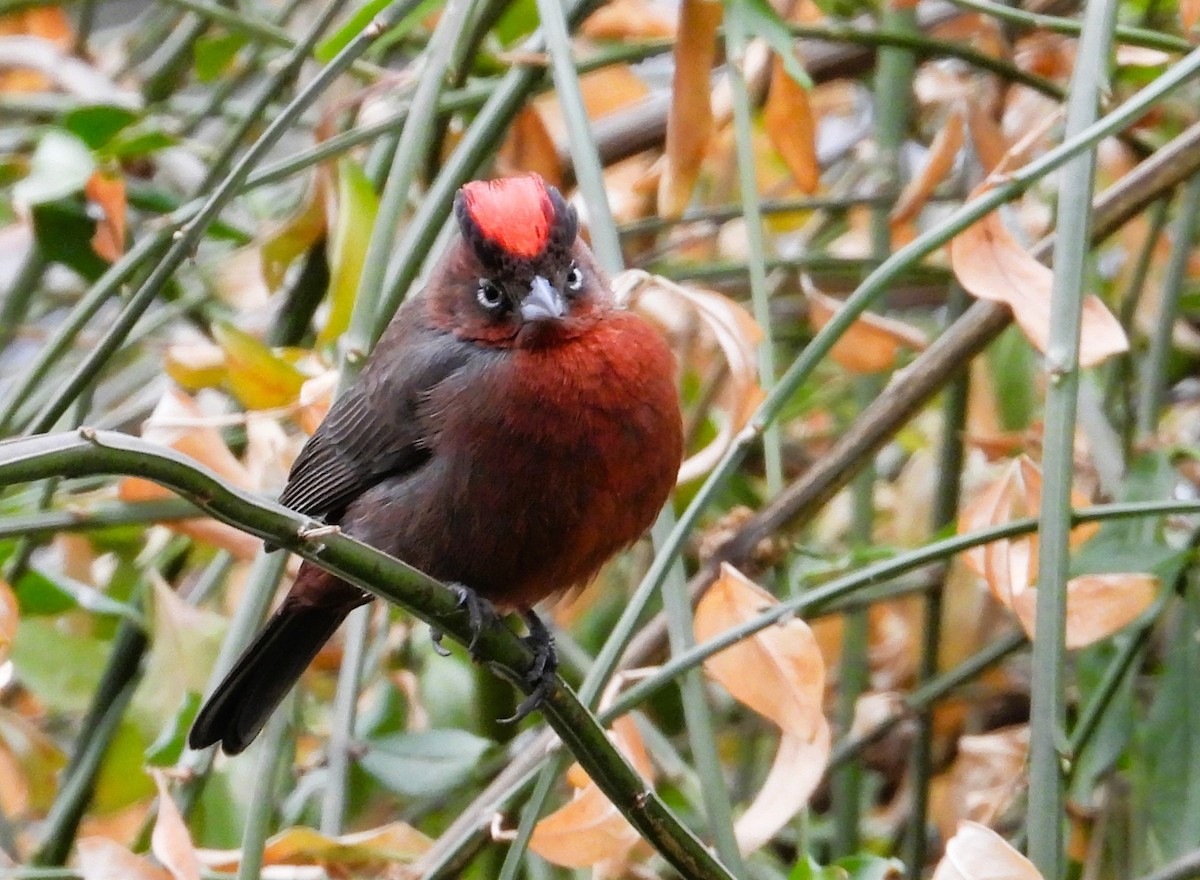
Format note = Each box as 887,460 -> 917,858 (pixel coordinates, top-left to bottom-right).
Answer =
521,275 -> 566,322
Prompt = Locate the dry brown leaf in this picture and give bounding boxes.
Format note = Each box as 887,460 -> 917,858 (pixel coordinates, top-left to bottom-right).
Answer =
805,285 -> 928,374
966,95 -> 1009,174
950,184 -> 1128,367
150,772 -> 200,880
763,56 -> 819,194
77,837 -> 170,880
891,111 -> 964,226
1010,572 -> 1158,649
931,726 -> 1028,842
0,578 -> 16,664
658,0 -> 723,217
84,171 -> 127,262
615,270 -> 763,483
529,716 -> 652,872
582,0 -> 675,39
694,563 -> 830,853
932,820 -> 1042,880
118,389 -> 261,559
498,105 -> 563,188
959,454 -> 1095,610
196,822 -> 431,871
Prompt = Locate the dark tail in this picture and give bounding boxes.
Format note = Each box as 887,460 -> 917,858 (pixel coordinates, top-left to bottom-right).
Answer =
189,567 -> 367,754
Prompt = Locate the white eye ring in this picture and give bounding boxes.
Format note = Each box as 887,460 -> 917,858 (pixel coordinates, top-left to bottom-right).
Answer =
477,280 -> 504,310
566,265 -> 583,292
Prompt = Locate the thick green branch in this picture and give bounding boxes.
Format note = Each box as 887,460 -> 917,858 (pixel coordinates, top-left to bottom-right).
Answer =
0,430 -> 733,880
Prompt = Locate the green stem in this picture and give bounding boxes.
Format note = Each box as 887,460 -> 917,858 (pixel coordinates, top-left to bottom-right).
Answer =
320,605 -> 371,835
236,703 -> 291,880
25,0 -> 379,436
1136,173 -> 1200,436
726,9 -> 782,496
0,243 -> 47,350
1028,4 -> 1117,875
0,430 -> 734,880
945,0 -> 1189,53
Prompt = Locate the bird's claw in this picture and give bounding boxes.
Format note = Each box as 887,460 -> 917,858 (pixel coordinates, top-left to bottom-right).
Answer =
503,610 -> 558,724
428,584 -> 498,661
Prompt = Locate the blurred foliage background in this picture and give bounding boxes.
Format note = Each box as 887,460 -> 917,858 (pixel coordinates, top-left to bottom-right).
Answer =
2,0 -> 1200,878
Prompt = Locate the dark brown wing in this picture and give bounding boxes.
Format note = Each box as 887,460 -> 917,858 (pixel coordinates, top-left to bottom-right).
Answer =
279,322 -> 474,521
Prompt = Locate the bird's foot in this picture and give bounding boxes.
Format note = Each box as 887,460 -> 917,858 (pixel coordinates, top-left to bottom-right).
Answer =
504,610 -> 558,724
429,583 -> 498,660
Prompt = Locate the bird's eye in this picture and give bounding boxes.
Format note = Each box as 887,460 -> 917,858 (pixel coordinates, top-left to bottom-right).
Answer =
565,264 -> 584,293
476,280 -> 505,311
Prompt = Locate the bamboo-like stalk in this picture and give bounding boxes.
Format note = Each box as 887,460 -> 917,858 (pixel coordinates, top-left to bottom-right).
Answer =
0,430 -> 736,880
945,0 -> 1188,52
1136,173 -> 1200,436
726,9 -> 783,497
1028,3 -> 1118,875
236,704 -> 292,880
24,0 -> 386,436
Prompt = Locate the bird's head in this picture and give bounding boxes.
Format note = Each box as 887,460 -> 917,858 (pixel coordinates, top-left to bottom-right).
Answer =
429,174 -> 610,348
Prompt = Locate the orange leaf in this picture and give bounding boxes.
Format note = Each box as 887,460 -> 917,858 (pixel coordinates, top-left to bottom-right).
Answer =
658,0 -> 723,217
805,285 -> 927,374
950,185 -> 1129,367
1010,572 -> 1158,649
197,823 -> 431,871
85,171 -> 127,262
932,726 -> 1028,842
1183,0 -> 1200,35
0,6 -> 73,92
932,821 -> 1042,880
582,0 -> 675,39
151,772 -> 201,880
965,96 -> 1008,175
763,56 -> 818,194
0,578 -> 16,664
529,716 -> 652,871
891,111 -> 964,226
694,564 -> 830,852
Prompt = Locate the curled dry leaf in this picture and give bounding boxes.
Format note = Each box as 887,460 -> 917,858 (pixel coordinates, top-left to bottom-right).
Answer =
965,94 -> 1009,175
77,837 -> 170,880
613,270 -> 763,483
529,716 -> 652,872
804,283 -> 927,374
950,183 -> 1128,368
84,171 -> 127,262
958,455 -> 1154,647
658,0 -> 723,217
0,578 -> 16,664
1011,572 -> 1158,650
196,822 -> 431,871
891,110 -> 964,226
581,0 -> 675,39
118,389 -> 260,559
693,563 -> 830,854
150,771 -> 200,880
498,105 -> 563,189
931,725 -> 1028,842
932,821 -> 1042,880
763,56 -> 819,194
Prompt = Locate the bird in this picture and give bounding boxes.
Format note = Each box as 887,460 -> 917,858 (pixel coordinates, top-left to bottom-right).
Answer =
188,174 -> 684,755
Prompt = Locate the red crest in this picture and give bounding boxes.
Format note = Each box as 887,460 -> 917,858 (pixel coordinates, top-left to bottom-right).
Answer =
459,174 -> 555,259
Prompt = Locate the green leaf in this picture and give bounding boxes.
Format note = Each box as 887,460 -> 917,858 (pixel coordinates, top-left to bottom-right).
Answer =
100,126 -> 177,159
30,198 -> 109,281
789,855 -> 848,880
12,565 -> 142,622
832,854 -> 904,880
63,105 -> 139,150
316,0 -> 394,62
195,31 -> 249,82
261,186 -> 326,290
358,729 -> 492,798
726,0 -> 812,89
145,691 -> 202,766
92,719 -> 155,812
986,324 -> 1037,431
320,158 -> 380,345
13,130 -> 95,206
494,0 -> 537,46
11,618 -> 112,715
